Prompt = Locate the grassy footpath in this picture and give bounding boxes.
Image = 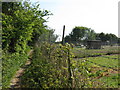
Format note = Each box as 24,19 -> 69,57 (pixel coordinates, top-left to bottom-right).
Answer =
2,53 -> 28,88
2,48 -> 31,88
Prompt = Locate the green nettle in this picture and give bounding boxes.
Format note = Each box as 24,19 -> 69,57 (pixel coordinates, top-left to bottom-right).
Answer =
21,42 -> 93,88
21,43 -> 70,88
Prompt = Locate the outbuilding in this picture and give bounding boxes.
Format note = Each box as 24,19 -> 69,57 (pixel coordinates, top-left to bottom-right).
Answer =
86,40 -> 102,49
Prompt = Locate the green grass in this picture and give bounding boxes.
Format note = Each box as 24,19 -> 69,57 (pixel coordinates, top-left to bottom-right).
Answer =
97,73 -> 119,88
75,54 -> 119,88
2,46 -> 32,88
87,55 -> 118,68
102,54 -> 118,59
2,52 -> 28,88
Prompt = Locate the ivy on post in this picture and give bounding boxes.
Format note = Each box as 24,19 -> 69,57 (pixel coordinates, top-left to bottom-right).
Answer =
67,46 -> 73,88
61,25 -> 73,87
62,25 -> 65,45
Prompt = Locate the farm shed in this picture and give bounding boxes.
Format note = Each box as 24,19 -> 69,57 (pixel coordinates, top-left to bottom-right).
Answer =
86,40 -> 102,49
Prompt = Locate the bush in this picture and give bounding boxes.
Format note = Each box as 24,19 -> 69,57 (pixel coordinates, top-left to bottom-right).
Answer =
21,42 -> 93,88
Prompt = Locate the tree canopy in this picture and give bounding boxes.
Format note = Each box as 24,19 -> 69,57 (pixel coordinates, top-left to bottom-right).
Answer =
65,26 -> 96,44
65,26 -> 118,45
2,0 -> 57,53
96,32 -> 118,45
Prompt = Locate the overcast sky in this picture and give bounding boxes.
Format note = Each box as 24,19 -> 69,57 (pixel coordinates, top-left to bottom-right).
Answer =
31,0 -> 119,41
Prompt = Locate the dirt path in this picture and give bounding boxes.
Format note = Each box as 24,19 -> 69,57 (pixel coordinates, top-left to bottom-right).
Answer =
10,50 -> 33,88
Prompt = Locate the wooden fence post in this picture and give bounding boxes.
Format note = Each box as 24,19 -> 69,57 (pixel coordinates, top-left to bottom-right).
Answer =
61,25 -> 73,87
67,48 -> 73,88
62,25 -> 65,45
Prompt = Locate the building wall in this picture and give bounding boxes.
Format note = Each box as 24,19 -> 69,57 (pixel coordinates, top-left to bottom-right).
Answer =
87,41 -> 101,49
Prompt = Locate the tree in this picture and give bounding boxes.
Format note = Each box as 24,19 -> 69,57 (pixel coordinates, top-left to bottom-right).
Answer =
2,0 -> 51,53
65,26 -> 96,44
84,29 -> 96,41
107,33 -> 118,45
37,28 -> 58,44
71,26 -> 87,42
65,35 -> 71,43
98,32 -> 106,42
96,33 -> 118,45
118,38 -> 120,46
2,2 -> 21,16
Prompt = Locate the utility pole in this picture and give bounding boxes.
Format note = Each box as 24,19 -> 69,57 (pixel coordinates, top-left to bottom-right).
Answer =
62,25 -> 65,45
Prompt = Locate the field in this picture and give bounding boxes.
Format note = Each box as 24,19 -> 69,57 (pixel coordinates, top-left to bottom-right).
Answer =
73,46 -> 119,58
75,54 -> 119,88
72,46 -> 119,88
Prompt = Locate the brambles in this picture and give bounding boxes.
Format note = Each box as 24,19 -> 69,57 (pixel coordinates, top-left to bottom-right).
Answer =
21,42 -> 92,88
21,43 -> 71,88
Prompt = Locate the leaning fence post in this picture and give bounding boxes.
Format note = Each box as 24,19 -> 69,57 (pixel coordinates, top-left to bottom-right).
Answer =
62,25 -> 65,45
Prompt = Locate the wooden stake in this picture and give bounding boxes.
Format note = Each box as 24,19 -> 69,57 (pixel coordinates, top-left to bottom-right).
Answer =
62,25 -> 65,45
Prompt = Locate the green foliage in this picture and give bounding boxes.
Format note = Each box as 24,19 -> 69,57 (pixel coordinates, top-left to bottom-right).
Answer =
96,73 -> 119,88
65,26 -> 118,46
2,0 -> 54,88
75,55 -> 119,88
21,42 -> 92,88
2,0 -> 119,88
21,43 -> 119,88
72,47 -> 119,88
87,56 -> 118,68
2,52 -> 28,88
96,32 -> 118,45
2,0 -> 51,53
37,29 -> 58,45
21,43 -> 71,88
65,26 -> 96,44
2,2 -> 21,16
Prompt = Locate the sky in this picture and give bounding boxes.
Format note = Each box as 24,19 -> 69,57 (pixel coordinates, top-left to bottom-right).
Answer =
30,0 -> 119,41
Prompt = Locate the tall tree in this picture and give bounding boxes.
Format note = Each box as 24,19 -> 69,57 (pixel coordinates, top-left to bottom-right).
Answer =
2,0 -> 51,53
98,32 -> 106,42
96,33 -> 118,45
65,26 -> 96,44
